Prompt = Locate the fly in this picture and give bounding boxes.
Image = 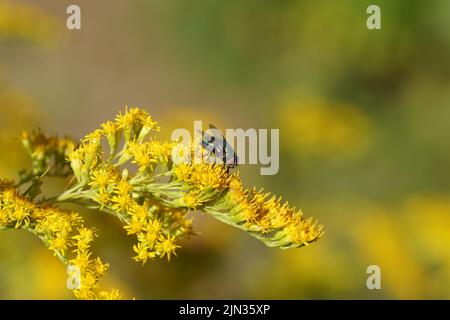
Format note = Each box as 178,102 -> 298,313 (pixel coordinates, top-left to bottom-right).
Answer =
197,124 -> 238,171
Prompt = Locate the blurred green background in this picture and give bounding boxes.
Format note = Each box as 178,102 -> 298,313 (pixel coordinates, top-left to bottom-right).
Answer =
1,0 -> 449,299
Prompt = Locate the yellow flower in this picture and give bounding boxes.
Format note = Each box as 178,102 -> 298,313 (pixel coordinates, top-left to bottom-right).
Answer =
94,257 -> 110,276
182,191 -> 203,209
173,163 -> 193,181
190,164 -> 229,190
140,113 -> 159,132
70,250 -> 91,274
133,242 -> 156,264
0,210 -> 8,224
124,216 -> 146,235
1,180 -> 119,300
138,219 -> 162,248
111,193 -> 134,213
145,218 -> 162,235
174,163 -> 229,191
115,107 -> 136,129
11,199 -> 31,228
98,289 -> 121,300
268,202 -> 291,229
128,141 -> 157,169
132,204 -> 149,220
284,216 -> 324,245
81,142 -> 100,168
0,106 -> 326,299
82,129 -> 103,144
156,235 -> 180,261
94,189 -> 111,207
115,179 -> 133,196
48,234 -> 68,255
148,140 -> 174,162
101,121 -> 118,136
72,228 -> 95,252
89,167 -> 117,190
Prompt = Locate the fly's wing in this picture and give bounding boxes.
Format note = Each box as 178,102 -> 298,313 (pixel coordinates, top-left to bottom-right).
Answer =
223,139 -> 238,167
206,125 -> 226,159
198,125 -> 238,168
197,129 -> 218,164
197,129 -> 216,151
208,124 -> 238,166
226,153 -> 238,168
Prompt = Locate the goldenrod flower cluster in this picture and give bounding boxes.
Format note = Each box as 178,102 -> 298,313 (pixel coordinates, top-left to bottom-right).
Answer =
0,106 -> 323,299
60,108 -> 193,264
61,107 -> 323,253
205,178 -> 324,248
0,179 -> 119,299
21,130 -> 76,179
171,162 -> 323,247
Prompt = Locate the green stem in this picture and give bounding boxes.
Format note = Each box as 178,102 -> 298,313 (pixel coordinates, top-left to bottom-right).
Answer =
57,185 -> 88,202
99,207 -> 130,224
54,195 -> 130,225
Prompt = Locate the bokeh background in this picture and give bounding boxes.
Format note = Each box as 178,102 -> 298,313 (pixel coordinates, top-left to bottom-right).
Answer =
1,0 -> 450,299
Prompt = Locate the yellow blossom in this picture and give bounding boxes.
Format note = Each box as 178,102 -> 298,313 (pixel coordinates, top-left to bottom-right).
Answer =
182,191 -> 203,209
124,216 -> 146,235
156,235 -> 180,261
98,289 -> 121,300
48,234 -> 68,255
72,227 -> 95,252
101,121 -> 118,136
133,242 -> 156,264
89,167 -> 117,190
115,179 -> 133,196
111,193 -> 134,213
0,182 -> 118,299
2,106 -> 322,300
